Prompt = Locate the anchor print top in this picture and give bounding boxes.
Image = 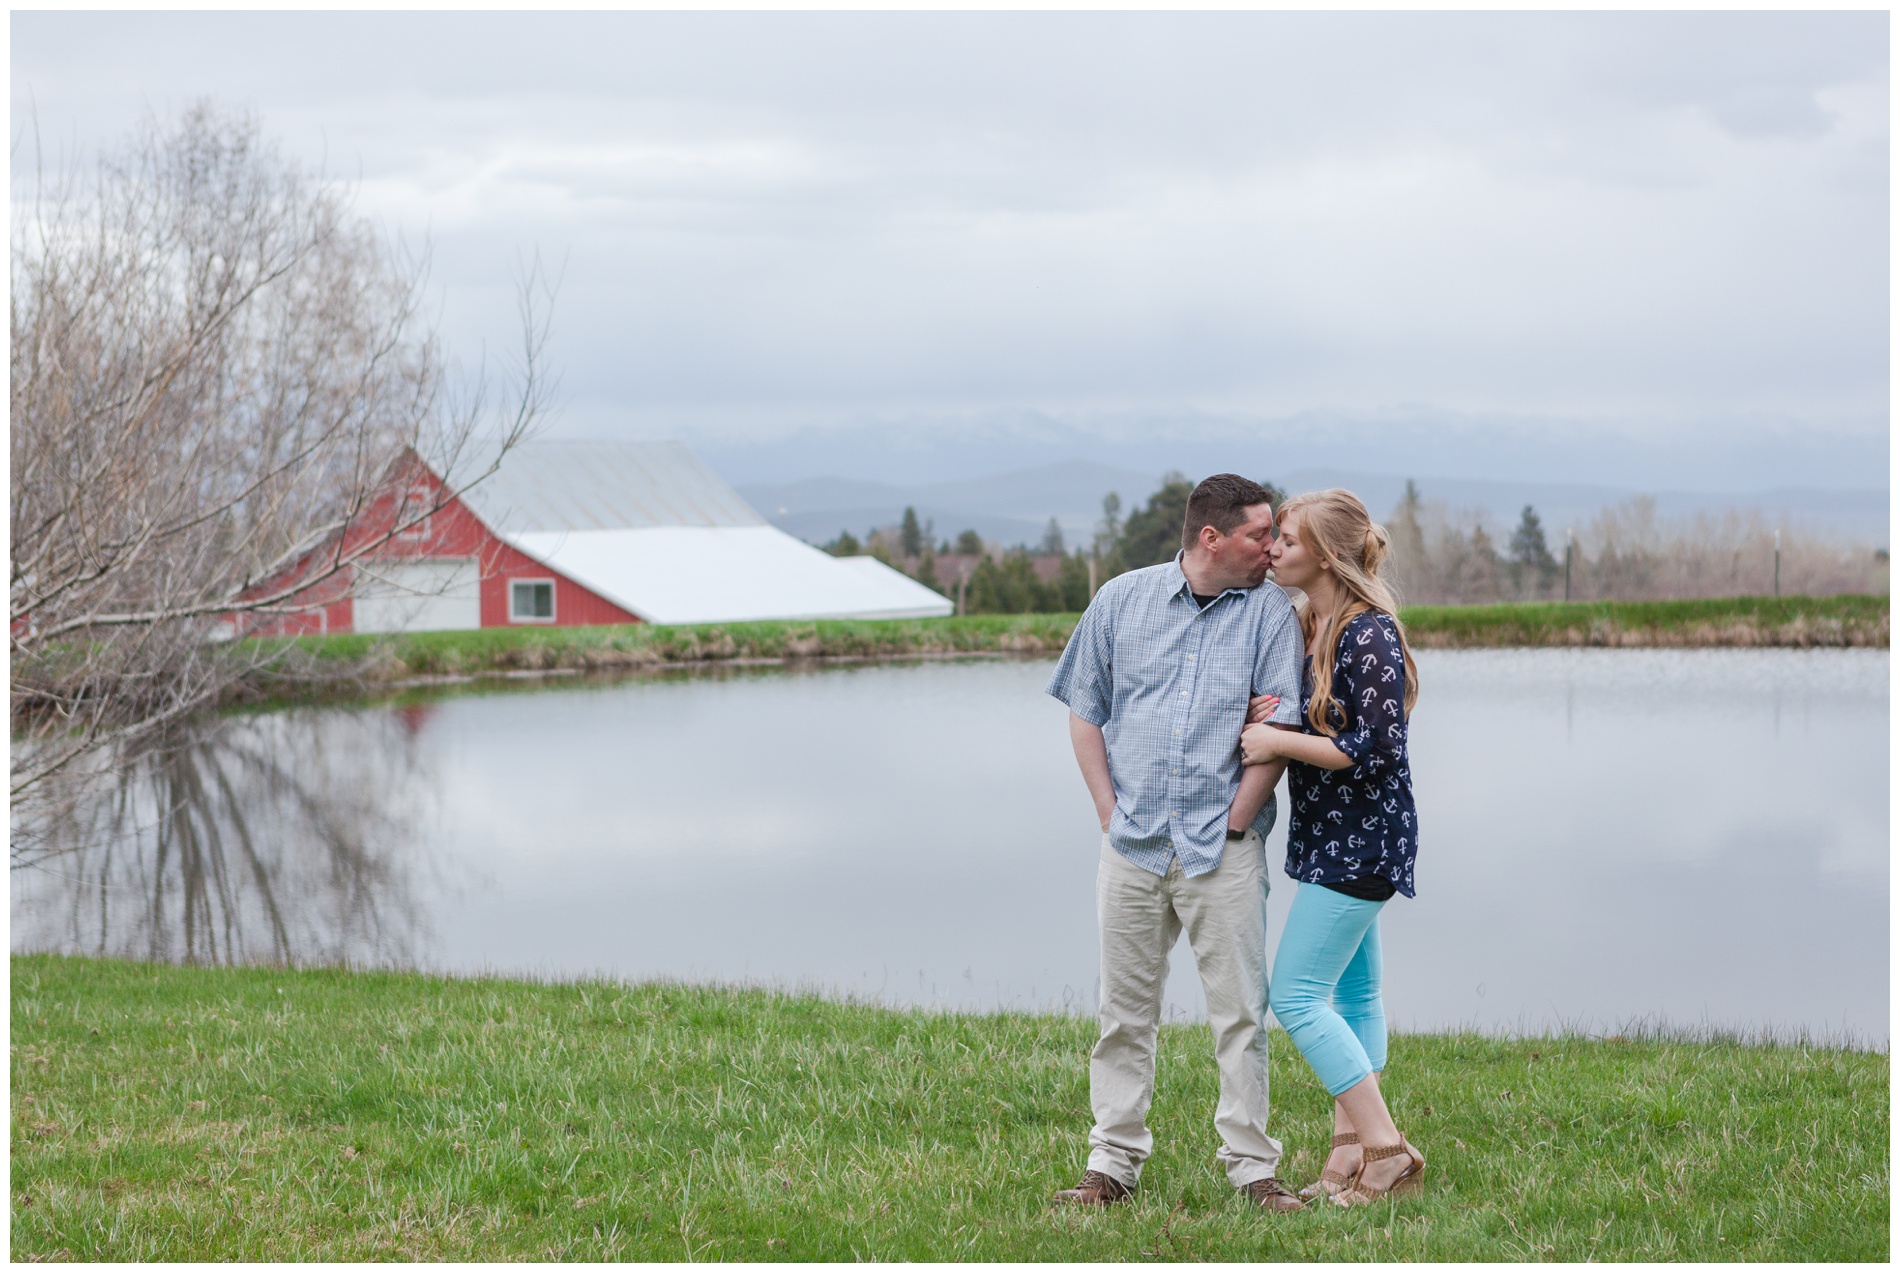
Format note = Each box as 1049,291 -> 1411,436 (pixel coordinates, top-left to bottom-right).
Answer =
1284,609 -> 1418,898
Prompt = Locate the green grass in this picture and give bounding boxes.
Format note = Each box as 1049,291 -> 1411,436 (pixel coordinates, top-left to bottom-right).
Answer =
1401,594 -> 1889,649
12,956 -> 1887,1261
252,613 -> 1079,681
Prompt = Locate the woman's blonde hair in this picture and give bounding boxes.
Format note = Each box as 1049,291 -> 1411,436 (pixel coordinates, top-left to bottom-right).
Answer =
1278,488 -> 1420,736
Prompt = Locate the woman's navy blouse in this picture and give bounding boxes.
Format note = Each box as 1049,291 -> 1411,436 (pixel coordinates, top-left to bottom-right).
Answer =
1285,610 -> 1419,898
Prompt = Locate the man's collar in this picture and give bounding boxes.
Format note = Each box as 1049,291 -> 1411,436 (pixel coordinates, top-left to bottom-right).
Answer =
1170,552 -> 1198,597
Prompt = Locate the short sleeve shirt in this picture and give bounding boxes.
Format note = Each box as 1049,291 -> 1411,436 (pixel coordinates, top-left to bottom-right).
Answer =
1045,554 -> 1305,877
1285,610 -> 1419,897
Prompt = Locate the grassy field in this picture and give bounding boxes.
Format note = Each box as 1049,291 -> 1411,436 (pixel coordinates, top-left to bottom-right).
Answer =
247,593 -> 1888,694
1401,594 -> 1890,649
12,956 -> 1887,1261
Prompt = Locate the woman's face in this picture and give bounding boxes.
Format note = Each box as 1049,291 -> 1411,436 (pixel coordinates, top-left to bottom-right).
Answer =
1269,509 -> 1327,591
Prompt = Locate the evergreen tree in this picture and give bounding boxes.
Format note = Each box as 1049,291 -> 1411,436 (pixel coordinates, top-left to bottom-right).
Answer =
961,548 -> 1060,614
953,529 -> 984,556
914,548 -> 942,594
899,506 -> 924,558
823,529 -> 861,556
1056,549 -> 1091,611
1508,504 -> 1559,598
1118,472 -> 1196,568
997,548 -> 1048,612
964,555 -> 1003,613
1039,517 -> 1065,556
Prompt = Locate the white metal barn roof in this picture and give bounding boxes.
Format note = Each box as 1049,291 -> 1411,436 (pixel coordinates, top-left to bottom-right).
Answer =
444,440 -> 952,623
507,526 -> 953,624
451,439 -> 765,533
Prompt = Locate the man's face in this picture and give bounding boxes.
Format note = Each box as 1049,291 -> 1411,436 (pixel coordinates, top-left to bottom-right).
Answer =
1205,503 -> 1277,589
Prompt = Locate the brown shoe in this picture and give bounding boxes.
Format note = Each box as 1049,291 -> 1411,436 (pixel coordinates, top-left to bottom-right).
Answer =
1052,1169 -> 1133,1207
1331,1137 -> 1425,1207
1298,1131 -> 1361,1199
1241,1176 -> 1306,1212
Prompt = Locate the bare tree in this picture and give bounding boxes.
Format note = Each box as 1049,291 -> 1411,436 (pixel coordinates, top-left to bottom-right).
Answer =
1384,484 -> 1888,605
1568,500 -> 1886,602
1383,495 -> 1508,605
10,102 -> 552,808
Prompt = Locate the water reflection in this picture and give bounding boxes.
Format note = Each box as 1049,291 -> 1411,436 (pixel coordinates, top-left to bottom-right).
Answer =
11,707 -> 439,966
11,650 -> 1888,1043
1387,648 -> 1888,1043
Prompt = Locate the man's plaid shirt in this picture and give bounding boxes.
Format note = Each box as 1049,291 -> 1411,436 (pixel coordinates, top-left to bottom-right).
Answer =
1046,554 -> 1305,877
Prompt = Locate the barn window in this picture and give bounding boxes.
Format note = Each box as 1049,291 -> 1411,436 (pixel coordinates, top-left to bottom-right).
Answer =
510,579 -> 556,623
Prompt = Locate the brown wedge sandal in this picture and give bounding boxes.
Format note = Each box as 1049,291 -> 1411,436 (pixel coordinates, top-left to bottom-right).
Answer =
1331,1136 -> 1424,1206
1298,1132 -> 1361,1199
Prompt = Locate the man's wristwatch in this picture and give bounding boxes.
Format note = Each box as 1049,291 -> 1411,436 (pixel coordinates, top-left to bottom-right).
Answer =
1225,826 -> 1248,841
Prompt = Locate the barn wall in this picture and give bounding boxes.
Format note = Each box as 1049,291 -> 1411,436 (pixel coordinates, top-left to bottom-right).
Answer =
236,452 -> 642,635
239,570 -> 351,637
479,540 -> 642,628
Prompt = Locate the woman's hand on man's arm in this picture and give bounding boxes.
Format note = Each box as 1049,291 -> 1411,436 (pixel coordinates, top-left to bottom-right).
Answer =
1240,721 -> 1355,770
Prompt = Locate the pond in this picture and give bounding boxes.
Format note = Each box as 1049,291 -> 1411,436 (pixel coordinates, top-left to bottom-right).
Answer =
11,648 -> 1889,1044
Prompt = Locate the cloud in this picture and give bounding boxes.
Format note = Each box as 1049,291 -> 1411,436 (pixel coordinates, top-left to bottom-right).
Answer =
12,11 -> 1889,458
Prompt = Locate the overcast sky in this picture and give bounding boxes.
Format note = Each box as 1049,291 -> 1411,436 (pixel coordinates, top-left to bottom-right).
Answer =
11,12 -> 1890,486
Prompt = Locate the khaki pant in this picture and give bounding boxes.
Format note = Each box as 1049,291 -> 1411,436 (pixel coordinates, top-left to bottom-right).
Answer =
1088,830 -> 1281,1189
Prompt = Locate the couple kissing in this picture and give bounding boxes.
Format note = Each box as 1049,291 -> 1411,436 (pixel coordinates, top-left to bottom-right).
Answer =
1045,474 -> 1424,1213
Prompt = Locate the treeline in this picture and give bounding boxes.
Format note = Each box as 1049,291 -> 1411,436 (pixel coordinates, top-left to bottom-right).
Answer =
821,473 -> 1279,615
823,476 -> 1888,614
1388,484 -> 1889,604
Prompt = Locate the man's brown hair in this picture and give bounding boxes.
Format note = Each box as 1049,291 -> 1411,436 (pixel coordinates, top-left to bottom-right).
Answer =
1181,473 -> 1274,552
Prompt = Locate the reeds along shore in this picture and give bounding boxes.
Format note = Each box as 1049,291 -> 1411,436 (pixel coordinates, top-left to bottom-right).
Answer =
251,595 -> 1887,690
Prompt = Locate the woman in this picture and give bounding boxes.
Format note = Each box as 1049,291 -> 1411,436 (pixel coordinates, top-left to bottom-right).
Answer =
1239,488 -> 1424,1206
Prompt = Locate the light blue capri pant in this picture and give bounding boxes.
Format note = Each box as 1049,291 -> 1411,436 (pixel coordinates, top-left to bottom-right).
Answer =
1267,883 -> 1388,1096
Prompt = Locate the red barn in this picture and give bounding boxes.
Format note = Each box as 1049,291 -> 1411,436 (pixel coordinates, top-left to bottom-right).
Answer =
237,440 -> 950,635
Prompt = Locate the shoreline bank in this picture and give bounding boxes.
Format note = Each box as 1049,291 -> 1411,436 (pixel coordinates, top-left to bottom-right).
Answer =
241,595 -> 1888,701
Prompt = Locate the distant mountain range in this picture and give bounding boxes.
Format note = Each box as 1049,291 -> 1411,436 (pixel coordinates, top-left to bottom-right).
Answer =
737,461 -> 1155,552
737,462 -> 1890,551
687,407 -> 1889,497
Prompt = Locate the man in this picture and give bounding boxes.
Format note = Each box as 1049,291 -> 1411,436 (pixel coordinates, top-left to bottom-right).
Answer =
1043,473 -> 1306,1212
